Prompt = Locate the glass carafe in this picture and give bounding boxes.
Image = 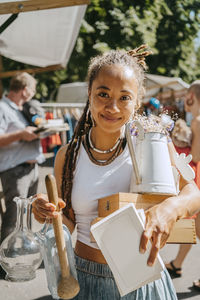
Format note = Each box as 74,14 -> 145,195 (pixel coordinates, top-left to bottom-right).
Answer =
37,223 -> 78,299
0,196 -> 42,281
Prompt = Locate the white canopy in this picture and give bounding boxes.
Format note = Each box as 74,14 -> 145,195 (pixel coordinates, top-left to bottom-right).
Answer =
144,74 -> 189,102
56,75 -> 189,103
0,4 -> 87,67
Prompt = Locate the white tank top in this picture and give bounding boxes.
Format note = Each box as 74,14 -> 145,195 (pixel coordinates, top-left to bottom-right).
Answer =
71,142 -> 133,249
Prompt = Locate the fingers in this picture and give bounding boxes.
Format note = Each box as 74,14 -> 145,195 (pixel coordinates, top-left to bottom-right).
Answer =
58,198 -> 66,209
139,227 -> 152,254
32,193 -> 64,223
147,232 -> 162,266
140,225 -> 169,266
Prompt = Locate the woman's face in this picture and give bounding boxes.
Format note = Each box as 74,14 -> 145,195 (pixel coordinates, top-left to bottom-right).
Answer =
88,64 -> 138,133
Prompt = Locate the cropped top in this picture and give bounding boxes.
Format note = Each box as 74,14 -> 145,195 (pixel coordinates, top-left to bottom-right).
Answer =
71,142 -> 133,249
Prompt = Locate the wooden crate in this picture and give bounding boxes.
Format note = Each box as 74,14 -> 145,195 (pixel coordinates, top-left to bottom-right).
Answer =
95,193 -> 196,244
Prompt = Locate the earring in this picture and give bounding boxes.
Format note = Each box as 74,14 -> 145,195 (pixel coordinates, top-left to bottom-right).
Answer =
84,109 -> 91,133
91,114 -> 96,127
186,98 -> 194,106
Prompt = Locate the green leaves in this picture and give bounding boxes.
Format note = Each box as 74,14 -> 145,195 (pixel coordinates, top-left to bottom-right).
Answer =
1,0 -> 200,100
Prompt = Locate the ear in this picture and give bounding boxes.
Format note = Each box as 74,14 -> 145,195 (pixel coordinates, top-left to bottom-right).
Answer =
21,87 -> 28,98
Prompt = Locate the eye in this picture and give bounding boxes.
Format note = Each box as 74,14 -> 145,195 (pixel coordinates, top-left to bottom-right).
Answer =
120,95 -> 132,101
98,92 -> 109,98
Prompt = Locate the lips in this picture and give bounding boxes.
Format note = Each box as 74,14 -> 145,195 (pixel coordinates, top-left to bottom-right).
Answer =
101,114 -> 122,122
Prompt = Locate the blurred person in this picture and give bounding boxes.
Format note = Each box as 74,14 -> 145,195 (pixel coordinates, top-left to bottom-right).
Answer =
165,82 -> 200,290
0,72 -> 45,243
144,97 -> 161,116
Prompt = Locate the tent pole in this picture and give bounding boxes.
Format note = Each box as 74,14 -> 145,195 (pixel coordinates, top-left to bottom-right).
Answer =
0,13 -> 19,34
0,56 -> 3,98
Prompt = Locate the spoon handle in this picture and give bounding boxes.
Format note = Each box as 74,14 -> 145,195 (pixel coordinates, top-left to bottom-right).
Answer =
45,174 -> 70,278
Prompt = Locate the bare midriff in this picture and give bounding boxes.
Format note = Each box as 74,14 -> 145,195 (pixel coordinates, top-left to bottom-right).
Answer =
74,240 -> 107,264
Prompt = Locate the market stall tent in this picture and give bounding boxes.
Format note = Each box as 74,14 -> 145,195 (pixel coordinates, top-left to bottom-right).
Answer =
0,1 -> 88,70
56,75 -> 189,103
144,74 -> 189,103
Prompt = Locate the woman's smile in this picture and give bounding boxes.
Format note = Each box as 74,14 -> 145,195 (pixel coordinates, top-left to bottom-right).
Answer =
100,113 -> 122,122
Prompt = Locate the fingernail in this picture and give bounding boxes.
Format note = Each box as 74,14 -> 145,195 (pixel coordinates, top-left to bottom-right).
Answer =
148,262 -> 153,266
140,248 -> 145,254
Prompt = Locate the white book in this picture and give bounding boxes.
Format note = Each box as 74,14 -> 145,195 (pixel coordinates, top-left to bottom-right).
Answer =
91,203 -> 164,297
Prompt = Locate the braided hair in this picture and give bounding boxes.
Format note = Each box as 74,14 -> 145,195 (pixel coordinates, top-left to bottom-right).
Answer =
62,45 -> 152,219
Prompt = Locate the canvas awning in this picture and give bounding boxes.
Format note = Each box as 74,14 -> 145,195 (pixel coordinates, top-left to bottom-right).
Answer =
144,74 -> 189,103
0,1 -> 88,69
56,74 -> 190,104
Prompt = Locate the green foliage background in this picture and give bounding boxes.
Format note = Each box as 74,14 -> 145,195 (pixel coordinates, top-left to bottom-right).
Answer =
1,0 -> 200,100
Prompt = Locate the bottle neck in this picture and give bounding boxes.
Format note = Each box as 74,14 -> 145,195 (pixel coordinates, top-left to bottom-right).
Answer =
15,197 -> 32,231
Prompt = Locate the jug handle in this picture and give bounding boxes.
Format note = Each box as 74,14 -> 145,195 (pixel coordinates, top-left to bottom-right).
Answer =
125,123 -> 141,185
134,120 -> 145,140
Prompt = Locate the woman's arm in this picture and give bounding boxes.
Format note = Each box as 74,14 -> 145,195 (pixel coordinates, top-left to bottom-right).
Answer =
140,142 -> 200,266
54,145 -> 76,234
190,116 -> 200,163
32,145 -> 76,234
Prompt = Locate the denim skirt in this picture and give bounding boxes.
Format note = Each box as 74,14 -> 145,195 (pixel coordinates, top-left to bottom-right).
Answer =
72,255 -> 177,300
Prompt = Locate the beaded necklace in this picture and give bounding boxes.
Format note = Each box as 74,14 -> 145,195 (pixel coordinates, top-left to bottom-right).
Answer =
83,133 -> 126,166
88,128 -> 121,154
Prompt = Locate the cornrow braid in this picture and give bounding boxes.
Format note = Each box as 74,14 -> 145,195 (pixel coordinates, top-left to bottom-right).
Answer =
61,99 -> 92,218
61,45 -> 152,220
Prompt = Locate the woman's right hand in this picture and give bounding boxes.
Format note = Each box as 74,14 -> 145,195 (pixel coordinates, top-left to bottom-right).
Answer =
32,193 -> 66,223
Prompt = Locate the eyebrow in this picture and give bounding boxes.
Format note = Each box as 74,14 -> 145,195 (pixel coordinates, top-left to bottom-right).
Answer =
96,86 -> 133,95
96,85 -> 110,90
121,89 -> 134,95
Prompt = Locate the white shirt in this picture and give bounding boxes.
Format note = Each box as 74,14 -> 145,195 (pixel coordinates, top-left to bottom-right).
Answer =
0,96 -> 44,172
71,142 -> 133,249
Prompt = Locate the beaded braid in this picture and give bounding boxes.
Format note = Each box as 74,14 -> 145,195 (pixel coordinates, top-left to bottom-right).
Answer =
62,45 -> 152,219
127,44 -> 152,70
62,99 -> 93,218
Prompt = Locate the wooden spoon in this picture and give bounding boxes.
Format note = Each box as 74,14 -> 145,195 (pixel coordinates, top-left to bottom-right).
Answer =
45,174 -> 80,299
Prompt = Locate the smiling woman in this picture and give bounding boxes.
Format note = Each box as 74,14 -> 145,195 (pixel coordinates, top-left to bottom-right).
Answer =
32,46 -> 200,300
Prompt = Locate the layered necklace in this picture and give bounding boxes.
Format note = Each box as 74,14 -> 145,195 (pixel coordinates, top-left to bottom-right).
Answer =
88,128 -> 121,154
84,129 -> 126,166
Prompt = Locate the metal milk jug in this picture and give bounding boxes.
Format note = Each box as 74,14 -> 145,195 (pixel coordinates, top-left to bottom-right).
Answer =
126,120 -> 177,195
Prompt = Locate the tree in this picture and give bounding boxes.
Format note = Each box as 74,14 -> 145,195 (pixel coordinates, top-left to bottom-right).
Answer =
1,0 -> 200,99
148,0 -> 200,82
62,0 -> 200,84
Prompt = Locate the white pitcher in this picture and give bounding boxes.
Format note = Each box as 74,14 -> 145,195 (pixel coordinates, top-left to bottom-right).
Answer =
126,122 -> 177,195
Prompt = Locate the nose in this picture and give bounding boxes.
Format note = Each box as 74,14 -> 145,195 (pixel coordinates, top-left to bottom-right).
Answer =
105,98 -> 120,113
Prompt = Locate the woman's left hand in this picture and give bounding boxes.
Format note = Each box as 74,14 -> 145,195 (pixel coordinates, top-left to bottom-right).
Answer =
139,200 -> 177,266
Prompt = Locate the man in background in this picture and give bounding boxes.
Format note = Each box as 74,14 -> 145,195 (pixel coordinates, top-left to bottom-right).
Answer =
0,72 -> 45,242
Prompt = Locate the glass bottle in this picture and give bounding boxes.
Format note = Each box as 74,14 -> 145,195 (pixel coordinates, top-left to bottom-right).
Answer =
37,223 -> 78,299
0,196 -> 42,281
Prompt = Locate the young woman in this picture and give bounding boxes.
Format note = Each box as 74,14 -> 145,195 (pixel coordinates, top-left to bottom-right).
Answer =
32,46 -> 200,299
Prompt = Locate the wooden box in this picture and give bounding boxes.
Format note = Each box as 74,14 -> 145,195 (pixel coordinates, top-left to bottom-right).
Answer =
95,193 -> 196,244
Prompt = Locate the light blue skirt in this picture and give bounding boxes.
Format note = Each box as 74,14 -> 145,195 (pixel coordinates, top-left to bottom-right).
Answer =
72,255 -> 177,300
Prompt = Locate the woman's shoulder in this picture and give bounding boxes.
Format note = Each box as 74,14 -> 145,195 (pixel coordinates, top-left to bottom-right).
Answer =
55,144 -> 68,167
57,144 -> 68,156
